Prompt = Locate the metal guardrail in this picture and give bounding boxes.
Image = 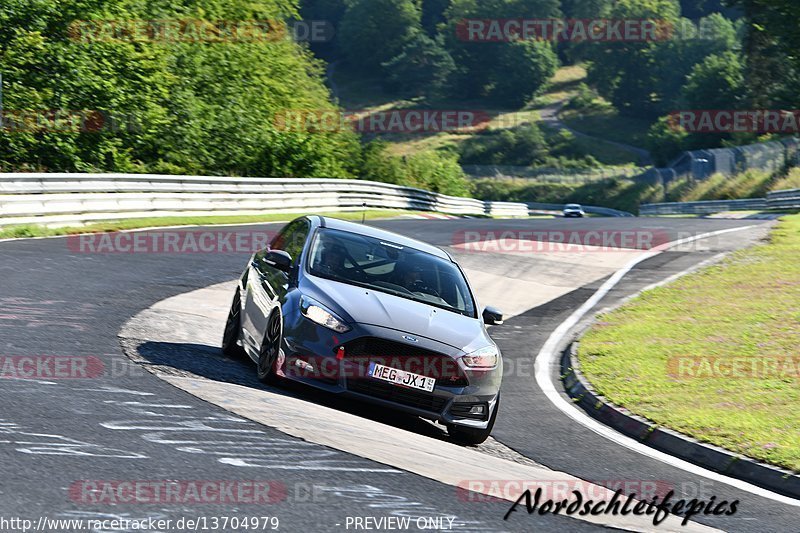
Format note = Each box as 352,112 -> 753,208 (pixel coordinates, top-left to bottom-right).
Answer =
640,188 -> 800,215
767,188 -> 800,210
0,173 -> 567,227
0,173 -> 635,227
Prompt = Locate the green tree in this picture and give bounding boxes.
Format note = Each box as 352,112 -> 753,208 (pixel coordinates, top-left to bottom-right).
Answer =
339,0 -> 422,73
491,40 -> 558,107
680,0 -> 734,18
680,50 -> 745,109
299,0 -> 347,59
382,31 -> 455,97
727,0 -> 800,108
586,10 -> 739,117
560,0 -> 613,17
421,0 -> 451,35
643,49 -> 745,165
0,0 -> 362,176
646,116 -> 690,166
443,0 -> 561,103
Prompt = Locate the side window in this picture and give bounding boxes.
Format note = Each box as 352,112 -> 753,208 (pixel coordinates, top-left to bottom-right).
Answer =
271,219 -> 309,266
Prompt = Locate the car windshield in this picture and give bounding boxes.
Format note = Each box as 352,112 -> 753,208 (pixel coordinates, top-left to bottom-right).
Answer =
307,228 -> 476,317
566,204 -> 582,209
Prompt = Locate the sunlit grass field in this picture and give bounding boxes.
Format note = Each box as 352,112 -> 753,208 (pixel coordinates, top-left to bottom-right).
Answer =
578,215 -> 800,470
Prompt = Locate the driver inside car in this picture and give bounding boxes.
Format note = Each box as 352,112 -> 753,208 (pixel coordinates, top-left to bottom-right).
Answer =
396,261 -> 431,294
317,243 -> 349,278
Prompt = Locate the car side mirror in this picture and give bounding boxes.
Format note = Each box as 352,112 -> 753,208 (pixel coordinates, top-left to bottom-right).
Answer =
264,250 -> 292,273
482,306 -> 504,325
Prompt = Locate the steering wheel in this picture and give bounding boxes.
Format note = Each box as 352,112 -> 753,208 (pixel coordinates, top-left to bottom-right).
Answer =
410,280 -> 440,298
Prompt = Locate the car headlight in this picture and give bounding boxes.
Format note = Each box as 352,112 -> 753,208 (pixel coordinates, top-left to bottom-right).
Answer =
462,346 -> 499,369
300,296 -> 351,333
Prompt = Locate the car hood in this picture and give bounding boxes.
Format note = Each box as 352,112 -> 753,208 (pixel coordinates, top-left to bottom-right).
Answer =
302,275 -> 489,353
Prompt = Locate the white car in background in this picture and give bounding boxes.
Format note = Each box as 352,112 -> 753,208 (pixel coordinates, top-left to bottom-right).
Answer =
563,204 -> 585,218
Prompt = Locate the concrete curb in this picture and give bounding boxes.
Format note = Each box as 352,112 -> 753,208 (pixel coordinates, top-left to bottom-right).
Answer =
561,341 -> 800,500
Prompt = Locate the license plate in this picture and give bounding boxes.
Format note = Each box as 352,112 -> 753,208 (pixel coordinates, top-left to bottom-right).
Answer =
368,363 -> 435,392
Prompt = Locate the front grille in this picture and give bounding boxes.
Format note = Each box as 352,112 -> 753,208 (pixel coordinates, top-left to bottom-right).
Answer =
347,379 -> 447,413
342,337 -> 469,387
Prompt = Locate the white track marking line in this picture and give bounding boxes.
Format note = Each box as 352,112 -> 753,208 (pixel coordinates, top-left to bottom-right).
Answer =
535,225 -> 800,506
0,220 -> 292,245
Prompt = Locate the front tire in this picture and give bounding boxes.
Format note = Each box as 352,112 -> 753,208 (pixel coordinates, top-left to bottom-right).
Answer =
222,291 -> 245,359
447,394 -> 500,446
257,311 -> 282,384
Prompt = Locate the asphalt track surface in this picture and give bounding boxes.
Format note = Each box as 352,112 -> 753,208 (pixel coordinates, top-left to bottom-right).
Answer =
0,217 -> 796,532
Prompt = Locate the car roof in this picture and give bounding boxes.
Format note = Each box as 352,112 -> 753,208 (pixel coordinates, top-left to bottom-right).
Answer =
313,216 -> 452,261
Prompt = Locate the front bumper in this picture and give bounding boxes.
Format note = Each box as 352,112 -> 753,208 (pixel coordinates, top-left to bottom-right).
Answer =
278,319 -> 502,429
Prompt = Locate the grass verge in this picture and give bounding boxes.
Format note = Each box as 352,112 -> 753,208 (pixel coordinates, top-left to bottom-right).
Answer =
0,210 -> 435,240
578,215 -> 800,471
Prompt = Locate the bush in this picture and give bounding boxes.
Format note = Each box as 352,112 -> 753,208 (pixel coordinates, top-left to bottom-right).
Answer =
679,170 -> 773,201
470,179 -> 576,203
545,129 -> 602,168
565,83 -> 600,111
361,142 -> 471,197
406,151 -> 471,196
646,116 -> 690,166
460,124 -> 601,169
460,125 -> 550,166
470,176 -> 664,213
770,168 -> 800,192
563,178 -> 664,213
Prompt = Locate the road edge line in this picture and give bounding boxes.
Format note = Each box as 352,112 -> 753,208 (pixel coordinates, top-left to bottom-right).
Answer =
534,225 -> 800,506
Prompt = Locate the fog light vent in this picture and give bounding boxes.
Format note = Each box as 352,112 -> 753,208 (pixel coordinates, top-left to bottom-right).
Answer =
450,402 -> 489,421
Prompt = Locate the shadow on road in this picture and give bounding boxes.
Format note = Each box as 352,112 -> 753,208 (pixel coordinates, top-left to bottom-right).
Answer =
134,340 -> 451,441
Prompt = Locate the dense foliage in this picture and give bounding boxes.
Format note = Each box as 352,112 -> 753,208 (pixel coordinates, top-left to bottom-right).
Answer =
4,0 -> 800,206
0,0 -> 362,176
460,124 -> 598,168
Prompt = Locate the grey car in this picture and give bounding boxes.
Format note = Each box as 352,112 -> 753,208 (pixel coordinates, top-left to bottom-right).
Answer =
222,216 -> 504,444
563,203 -> 585,218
